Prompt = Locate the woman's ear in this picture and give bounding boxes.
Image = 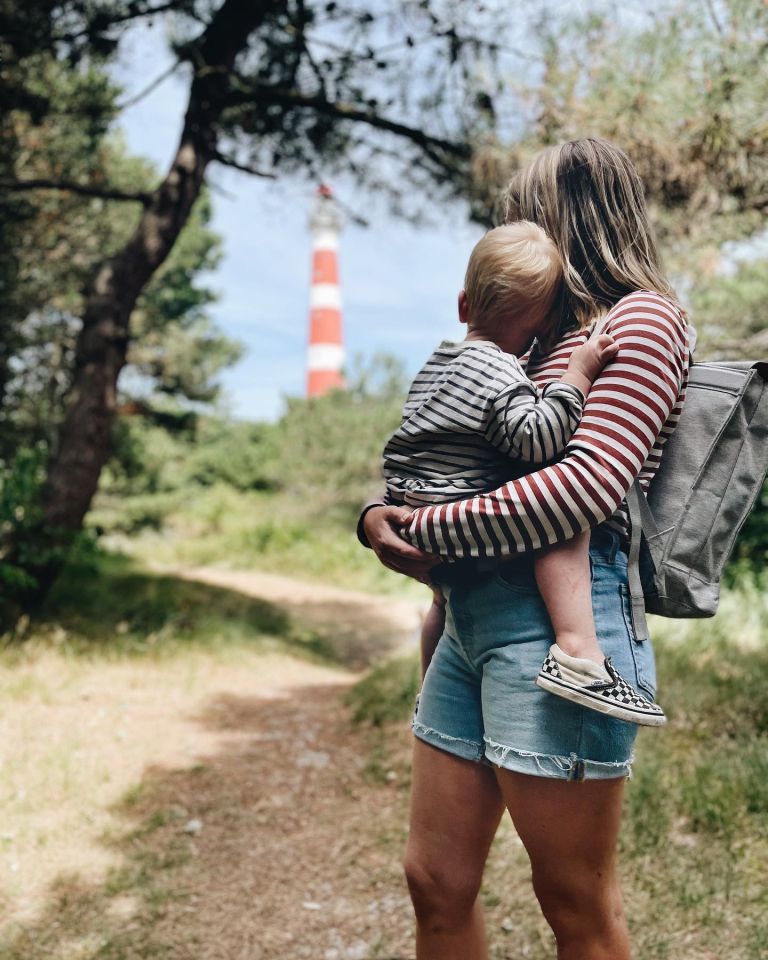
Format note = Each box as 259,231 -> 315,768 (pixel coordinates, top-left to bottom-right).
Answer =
458,290 -> 470,325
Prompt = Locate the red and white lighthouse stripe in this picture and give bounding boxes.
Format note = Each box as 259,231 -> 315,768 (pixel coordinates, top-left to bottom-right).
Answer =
307,185 -> 344,397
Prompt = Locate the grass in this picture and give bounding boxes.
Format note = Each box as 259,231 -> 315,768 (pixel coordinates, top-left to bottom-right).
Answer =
90,484 -> 417,597
346,655 -> 421,727
348,583 -> 768,960
5,549 -> 335,663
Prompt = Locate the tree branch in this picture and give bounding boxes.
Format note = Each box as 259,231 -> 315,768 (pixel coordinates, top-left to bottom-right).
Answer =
117,58 -> 183,110
306,27 -> 541,64
211,151 -> 276,178
0,179 -> 153,205
226,84 -> 471,165
703,0 -> 726,36
57,1 -> 188,43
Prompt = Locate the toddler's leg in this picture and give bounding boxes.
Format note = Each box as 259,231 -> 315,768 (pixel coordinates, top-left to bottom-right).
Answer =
533,534 -> 666,726
420,588 -> 446,680
534,531 -> 603,663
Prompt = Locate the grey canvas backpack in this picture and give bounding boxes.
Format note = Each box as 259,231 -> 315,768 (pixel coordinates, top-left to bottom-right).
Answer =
624,359 -> 768,641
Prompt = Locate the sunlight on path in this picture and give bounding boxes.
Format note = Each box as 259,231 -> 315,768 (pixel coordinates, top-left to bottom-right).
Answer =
0,573 -> 433,959
0,651 -> 350,923
174,565 -> 425,666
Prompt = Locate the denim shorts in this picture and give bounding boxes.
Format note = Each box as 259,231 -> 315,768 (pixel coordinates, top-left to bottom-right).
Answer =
412,525 -> 657,781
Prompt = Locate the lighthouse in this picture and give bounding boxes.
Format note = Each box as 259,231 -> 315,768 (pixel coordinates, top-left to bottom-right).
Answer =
306,184 -> 345,397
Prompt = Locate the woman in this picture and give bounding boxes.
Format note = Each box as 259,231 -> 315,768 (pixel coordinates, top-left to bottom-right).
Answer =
361,138 -> 691,960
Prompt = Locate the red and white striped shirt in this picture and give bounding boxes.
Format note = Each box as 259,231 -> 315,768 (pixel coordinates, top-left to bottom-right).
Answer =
403,291 -> 691,558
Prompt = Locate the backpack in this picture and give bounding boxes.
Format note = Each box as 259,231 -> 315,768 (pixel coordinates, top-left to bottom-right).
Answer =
624,359 -> 768,641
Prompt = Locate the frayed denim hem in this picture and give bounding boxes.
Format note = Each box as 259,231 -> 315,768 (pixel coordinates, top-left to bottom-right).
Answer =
484,736 -> 634,782
412,719 -> 489,764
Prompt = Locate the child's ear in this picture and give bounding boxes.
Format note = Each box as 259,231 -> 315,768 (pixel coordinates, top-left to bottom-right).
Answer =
458,290 -> 469,325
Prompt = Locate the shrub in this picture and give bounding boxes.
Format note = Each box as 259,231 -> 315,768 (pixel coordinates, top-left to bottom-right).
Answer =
346,654 -> 420,726
0,446 -> 49,628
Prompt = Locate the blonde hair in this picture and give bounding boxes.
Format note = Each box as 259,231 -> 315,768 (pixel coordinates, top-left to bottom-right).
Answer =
502,138 -> 679,334
463,222 -> 563,340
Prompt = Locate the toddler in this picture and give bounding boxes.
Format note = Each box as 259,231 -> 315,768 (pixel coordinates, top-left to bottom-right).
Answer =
382,223 -> 665,725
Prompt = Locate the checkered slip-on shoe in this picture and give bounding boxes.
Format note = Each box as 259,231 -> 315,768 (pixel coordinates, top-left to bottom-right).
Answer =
535,644 -> 667,727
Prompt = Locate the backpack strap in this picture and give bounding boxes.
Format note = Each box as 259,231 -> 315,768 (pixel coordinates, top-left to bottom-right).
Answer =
624,482 -> 652,643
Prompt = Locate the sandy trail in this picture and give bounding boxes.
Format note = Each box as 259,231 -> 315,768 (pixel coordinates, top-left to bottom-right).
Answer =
1,569 -> 462,960
174,565 -> 424,667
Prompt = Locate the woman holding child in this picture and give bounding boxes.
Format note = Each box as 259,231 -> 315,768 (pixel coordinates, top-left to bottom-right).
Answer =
360,138 -> 691,959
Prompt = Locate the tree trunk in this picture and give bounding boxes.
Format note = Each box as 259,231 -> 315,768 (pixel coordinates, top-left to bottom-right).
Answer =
33,0 -> 280,592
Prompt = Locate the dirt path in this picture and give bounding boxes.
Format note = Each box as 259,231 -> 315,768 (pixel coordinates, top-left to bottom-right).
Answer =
5,569 -> 538,960
174,565 -> 425,667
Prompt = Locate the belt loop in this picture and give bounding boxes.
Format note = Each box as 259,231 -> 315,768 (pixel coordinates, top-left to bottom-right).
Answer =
593,524 -> 619,563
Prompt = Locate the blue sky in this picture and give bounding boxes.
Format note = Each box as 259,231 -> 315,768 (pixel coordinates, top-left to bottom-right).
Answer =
112,26 -> 484,422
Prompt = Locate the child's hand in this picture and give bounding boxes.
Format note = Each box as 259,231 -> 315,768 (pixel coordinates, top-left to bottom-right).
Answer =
567,333 -> 619,388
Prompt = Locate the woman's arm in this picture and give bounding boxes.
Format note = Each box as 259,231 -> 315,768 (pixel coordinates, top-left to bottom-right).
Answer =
403,292 -> 690,559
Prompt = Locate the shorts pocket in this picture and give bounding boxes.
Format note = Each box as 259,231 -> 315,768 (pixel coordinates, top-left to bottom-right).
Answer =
620,584 -> 657,699
493,569 -> 540,596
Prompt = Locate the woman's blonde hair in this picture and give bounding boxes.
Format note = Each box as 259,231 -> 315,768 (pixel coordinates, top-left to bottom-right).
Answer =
502,138 -> 679,334
464,222 -> 563,338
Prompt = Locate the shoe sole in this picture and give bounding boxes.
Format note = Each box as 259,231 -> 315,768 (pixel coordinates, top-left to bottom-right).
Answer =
535,674 -> 667,727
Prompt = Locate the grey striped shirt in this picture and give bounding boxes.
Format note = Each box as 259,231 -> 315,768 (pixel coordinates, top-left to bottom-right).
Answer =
383,339 -> 585,507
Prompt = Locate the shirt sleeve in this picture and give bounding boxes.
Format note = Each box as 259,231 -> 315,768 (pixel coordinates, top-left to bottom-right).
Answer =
402,292 -> 689,559
486,378 -> 585,464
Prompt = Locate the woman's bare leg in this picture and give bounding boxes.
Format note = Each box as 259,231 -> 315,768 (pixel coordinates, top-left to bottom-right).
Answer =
494,769 -> 631,960
404,739 -> 505,960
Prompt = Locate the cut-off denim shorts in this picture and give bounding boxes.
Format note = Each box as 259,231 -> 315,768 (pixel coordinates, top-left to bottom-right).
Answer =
412,525 -> 657,781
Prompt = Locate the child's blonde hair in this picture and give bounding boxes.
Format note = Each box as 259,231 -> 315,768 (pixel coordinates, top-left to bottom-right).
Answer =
463,222 -> 563,342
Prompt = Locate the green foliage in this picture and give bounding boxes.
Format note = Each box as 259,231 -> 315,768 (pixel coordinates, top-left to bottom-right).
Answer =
184,419 -> 277,492
267,354 -> 406,520
89,355 -> 411,594
497,0 -> 768,266
95,352 -> 406,537
0,445 -> 105,630
101,415 -> 278,502
96,483 -> 405,595
24,549 -> 336,662
0,53 -> 123,454
2,51 -> 239,460
0,447 -> 48,623
690,257 -> 768,359
345,654 -> 420,727
728,479 -> 768,580
130,194 -> 243,406
681,741 -> 768,835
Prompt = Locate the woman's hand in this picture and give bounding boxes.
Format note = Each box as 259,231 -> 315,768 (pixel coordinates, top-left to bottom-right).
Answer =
363,505 -> 440,582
